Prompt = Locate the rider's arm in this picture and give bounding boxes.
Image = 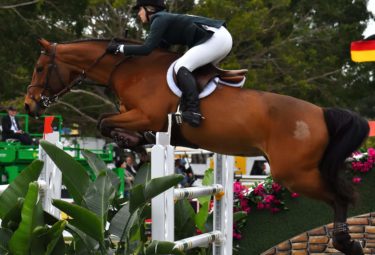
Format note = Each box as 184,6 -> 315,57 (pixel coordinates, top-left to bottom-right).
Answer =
120,16 -> 168,55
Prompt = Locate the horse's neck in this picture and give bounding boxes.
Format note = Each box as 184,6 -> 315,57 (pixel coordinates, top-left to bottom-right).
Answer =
58,42 -> 178,86
57,42 -> 112,84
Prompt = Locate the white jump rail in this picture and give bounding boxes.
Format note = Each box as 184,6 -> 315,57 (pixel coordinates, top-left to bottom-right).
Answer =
0,131 -> 62,219
38,131 -> 62,218
151,115 -> 233,255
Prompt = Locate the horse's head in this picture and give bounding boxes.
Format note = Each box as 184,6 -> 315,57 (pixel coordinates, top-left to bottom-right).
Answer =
25,38 -> 78,118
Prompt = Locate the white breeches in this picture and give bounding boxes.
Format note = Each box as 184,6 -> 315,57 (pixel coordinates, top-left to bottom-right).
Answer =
174,26 -> 233,73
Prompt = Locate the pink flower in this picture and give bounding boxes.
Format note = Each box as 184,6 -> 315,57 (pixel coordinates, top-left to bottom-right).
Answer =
271,207 -> 281,214
272,183 -> 282,193
234,182 -> 242,193
368,148 -> 375,157
273,199 -> 281,205
352,177 -> 362,184
257,202 -> 265,210
291,192 -> 299,198
253,184 -> 264,195
233,232 -> 242,240
240,199 -> 248,209
264,195 -> 275,203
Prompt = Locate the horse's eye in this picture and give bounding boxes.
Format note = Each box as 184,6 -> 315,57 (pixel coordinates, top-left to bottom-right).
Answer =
36,66 -> 43,73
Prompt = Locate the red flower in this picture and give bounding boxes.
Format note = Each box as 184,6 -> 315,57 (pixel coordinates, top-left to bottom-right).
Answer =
253,184 -> 264,195
352,177 -> 362,184
272,183 -> 282,193
291,192 -> 299,198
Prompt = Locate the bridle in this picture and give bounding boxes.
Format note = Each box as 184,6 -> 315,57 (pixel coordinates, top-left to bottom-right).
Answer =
27,42 -> 108,108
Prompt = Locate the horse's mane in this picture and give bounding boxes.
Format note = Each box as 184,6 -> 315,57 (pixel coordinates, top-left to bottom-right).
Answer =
59,37 -> 178,56
60,38 -> 142,45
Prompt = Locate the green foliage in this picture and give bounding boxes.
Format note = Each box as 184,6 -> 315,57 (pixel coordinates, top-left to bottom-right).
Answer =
0,160 -> 43,218
194,0 -> 372,111
9,182 -> 41,255
0,140 -> 186,254
40,141 -> 183,254
40,141 -> 90,206
0,167 -> 65,255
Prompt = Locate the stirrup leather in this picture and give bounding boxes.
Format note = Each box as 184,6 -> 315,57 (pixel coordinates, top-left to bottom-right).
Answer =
173,111 -> 183,125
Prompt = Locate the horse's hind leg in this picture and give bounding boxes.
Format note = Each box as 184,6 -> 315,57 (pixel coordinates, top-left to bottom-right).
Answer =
332,201 -> 363,255
283,168 -> 363,255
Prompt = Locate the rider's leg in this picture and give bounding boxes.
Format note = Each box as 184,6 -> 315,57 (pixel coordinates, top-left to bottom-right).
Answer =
174,26 -> 232,127
176,67 -> 202,127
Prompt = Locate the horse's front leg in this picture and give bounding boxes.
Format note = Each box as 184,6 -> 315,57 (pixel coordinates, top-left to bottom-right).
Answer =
332,201 -> 363,255
97,112 -> 119,138
100,109 -> 153,148
97,105 -> 127,137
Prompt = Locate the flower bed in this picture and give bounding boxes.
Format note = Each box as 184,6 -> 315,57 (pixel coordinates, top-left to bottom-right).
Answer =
232,148 -> 375,240
350,148 -> 375,183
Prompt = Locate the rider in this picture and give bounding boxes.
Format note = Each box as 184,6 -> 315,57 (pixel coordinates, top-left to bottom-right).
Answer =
106,0 -> 233,128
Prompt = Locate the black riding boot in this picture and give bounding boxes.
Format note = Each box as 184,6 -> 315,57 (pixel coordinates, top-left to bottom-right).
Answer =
176,67 -> 202,127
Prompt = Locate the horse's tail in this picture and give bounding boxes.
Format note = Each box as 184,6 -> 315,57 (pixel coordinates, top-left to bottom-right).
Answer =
319,107 -> 369,204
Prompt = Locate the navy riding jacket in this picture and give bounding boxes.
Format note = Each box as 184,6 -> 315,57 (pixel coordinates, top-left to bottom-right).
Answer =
123,11 -> 225,55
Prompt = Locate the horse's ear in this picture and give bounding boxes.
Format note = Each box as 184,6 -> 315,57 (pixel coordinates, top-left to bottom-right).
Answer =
38,38 -> 51,51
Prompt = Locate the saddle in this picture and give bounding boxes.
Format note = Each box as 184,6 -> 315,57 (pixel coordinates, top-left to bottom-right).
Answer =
193,64 -> 248,91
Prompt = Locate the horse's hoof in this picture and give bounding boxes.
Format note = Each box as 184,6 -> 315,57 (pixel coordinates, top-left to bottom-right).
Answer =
333,237 -> 364,255
349,241 -> 364,255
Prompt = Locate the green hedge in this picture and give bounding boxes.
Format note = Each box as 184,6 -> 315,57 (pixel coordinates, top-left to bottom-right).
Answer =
236,171 -> 375,254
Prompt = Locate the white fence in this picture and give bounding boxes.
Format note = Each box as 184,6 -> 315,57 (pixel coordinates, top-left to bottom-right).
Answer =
151,125 -> 234,254
0,131 -> 62,219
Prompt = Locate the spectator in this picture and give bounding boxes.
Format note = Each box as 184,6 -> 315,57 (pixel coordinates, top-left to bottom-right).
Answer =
125,155 -> 138,177
175,158 -> 195,187
250,161 -> 267,175
175,158 -> 188,187
135,147 -> 150,170
1,106 -> 33,145
116,156 -> 138,198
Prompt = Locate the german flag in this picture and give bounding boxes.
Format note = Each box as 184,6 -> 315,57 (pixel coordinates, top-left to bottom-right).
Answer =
351,39 -> 375,62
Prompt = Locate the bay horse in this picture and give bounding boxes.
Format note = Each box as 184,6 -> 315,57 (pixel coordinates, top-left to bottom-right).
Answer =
25,38 -> 369,254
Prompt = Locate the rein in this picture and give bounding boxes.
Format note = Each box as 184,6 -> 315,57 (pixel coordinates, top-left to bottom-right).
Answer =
27,43 -> 108,108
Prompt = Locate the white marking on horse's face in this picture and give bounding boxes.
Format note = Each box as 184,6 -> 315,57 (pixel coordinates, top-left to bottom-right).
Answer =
294,121 -> 310,140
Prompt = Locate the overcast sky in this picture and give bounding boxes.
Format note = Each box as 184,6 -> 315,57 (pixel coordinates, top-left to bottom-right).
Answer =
364,0 -> 375,37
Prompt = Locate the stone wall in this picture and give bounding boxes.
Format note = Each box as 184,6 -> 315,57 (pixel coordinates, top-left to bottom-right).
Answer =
262,213 -> 375,254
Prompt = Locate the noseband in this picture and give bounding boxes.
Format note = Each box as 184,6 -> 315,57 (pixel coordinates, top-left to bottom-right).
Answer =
27,43 -> 107,108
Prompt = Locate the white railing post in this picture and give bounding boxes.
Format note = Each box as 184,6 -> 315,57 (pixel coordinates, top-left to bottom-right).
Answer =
151,131 -> 175,242
38,131 -> 62,218
213,154 -> 234,255
151,115 -> 233,254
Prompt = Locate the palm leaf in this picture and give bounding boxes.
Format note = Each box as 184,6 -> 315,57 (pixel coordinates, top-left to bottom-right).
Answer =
0,160 -> 43,218
81,150 -> 107,177
1,198 -> 23,229
84,172 -> 116,225
9,182 -> 39,255
52,199 -> 104,245
45,220 -> 67,255
144,174 -> 183,201
0,228 -> 12,253
108,203 -> 130,238
40,140 -> 89,206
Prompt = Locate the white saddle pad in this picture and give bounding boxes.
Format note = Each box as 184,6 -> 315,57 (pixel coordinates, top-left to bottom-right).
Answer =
167,61 -> 246,99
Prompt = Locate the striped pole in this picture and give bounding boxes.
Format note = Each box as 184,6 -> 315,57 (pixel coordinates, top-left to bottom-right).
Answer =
174,184 -> 224,200
173,231 -> 223,251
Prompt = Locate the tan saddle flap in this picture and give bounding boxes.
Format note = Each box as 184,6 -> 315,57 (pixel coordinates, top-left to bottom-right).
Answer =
193,64 -> 248,91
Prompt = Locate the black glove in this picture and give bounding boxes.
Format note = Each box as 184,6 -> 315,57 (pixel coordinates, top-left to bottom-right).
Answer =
106,42 -> 123,54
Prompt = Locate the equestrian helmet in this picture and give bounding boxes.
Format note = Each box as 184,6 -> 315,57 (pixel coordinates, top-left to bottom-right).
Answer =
133,0 -> 166,10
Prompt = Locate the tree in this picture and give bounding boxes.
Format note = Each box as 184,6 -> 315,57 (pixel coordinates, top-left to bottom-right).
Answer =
194,0 -> 373,109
